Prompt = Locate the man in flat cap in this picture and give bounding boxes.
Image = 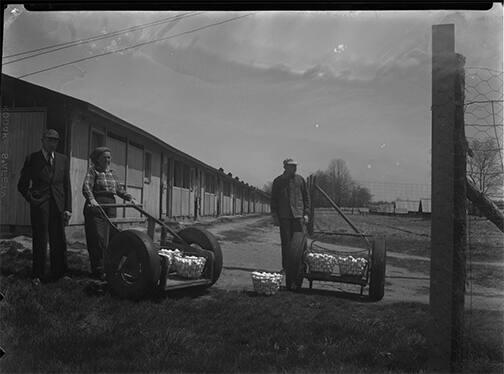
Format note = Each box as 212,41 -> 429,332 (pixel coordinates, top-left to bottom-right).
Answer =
18,129 -> 72,284
270,158 -> 310,289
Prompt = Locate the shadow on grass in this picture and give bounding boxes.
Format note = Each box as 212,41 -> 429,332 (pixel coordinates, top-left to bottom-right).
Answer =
242,286 -> 374,303
294,287 -> 373,302
151,285 -> 212,302
1,273 -> 502,373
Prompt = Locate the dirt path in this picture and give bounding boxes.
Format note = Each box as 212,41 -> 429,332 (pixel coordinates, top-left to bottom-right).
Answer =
204,215 -> 504,311
2,215 -> 502,311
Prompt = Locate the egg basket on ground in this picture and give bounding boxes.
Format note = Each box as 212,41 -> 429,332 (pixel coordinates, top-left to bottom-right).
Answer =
251,271 -> 283,295
98,203 -> 222,300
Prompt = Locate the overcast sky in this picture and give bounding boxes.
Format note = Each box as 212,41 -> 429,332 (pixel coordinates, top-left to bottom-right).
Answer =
2,5 -> 502,201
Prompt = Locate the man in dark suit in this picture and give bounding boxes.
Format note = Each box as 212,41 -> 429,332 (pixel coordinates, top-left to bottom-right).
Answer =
17,129 -> 72,283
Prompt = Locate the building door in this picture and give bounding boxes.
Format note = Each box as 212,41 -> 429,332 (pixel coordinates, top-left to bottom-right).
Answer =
0,109 -> 46,229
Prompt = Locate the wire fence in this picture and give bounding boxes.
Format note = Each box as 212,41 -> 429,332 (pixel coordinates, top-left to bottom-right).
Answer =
464,67 -> 504,365
464,67 -> 504,201
354,180 -> 431,203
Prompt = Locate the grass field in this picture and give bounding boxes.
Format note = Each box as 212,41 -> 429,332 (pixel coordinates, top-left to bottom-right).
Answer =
313,211 -> 503,263
0,274 -> 502,373
312,210 -> 504,290
0,212 -> 503,373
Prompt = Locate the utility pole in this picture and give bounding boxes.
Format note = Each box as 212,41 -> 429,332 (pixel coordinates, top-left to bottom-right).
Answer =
429,23 -> 467,373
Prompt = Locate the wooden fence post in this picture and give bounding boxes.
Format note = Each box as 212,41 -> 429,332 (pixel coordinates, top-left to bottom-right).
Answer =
429,23 -> 467,373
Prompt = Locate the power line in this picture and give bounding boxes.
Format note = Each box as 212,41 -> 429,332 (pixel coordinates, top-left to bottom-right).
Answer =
17,13 -> 255,79
3,12 -> 201,65
3,11 -> 197,58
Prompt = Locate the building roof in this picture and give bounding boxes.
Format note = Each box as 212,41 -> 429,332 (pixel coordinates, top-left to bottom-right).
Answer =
2,74 -> 270,198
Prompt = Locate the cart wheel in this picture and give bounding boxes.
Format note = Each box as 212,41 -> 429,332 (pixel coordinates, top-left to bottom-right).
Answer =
286,232 -> 307,291
175,227 -> 223,286
105,229 -> 161,300
369,236 -> 386,301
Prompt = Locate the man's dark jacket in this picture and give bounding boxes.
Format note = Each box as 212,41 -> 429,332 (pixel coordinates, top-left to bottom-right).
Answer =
17,150 -> 72,213
270,173 -> 310,219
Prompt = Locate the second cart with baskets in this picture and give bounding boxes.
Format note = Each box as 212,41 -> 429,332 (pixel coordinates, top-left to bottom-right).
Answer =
284,177 -> 386,301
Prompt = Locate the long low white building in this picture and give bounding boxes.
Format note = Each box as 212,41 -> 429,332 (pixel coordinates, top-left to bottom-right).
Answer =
0,74 -> 270,235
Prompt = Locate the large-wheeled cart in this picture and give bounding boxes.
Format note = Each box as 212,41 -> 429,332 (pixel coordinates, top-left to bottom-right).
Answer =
284,178 -> 386,301
96,202 -> 222,300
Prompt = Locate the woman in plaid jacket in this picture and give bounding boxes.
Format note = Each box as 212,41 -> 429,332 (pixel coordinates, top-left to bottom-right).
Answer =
82,147 -> 134,280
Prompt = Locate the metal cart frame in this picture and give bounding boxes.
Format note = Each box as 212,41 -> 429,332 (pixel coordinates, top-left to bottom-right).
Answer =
288,177 -> 386,300
96,202 -> 222,298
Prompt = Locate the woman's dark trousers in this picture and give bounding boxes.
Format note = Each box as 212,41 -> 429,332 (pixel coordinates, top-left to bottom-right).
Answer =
83,195 -> 116,277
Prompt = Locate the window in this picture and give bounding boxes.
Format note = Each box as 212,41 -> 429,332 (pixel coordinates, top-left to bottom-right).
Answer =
190,167 -> 196,190
174,160 -> 190,188
90,129 -> 105,160
235,186 -> 242,199
91,130 -> 105,151
127,142 -> 143,187
223,181 -> 231,197
184,165 -> 190,188
107,134 -> 126,183
205,173 -> 216,193
144,152 -> 152,184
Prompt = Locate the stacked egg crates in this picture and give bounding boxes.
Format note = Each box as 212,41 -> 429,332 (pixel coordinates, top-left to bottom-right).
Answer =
159,249 -> 207,279
251,271 -> 283,296
304,251 -> 368,278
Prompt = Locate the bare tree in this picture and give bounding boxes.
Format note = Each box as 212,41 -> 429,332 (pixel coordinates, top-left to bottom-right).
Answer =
327,159 -> 353,205
351,184 -> 373,207
467,138 -> 504,198
309,159 -> 371,207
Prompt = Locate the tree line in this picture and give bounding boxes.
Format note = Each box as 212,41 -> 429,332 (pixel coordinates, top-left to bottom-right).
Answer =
263,139 -> 503,209
263,158 -> 372,208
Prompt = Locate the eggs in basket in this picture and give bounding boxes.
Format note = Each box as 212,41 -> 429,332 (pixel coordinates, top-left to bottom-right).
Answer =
304,251 -> 368,277
159,248 -> 182,272
337,256 -> 368,276
304,252 -> 339,273
159,249 -> 206,279
251,271 -> 283,296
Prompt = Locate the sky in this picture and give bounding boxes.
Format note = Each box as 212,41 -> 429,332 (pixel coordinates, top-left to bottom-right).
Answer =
2,5 -> 503,201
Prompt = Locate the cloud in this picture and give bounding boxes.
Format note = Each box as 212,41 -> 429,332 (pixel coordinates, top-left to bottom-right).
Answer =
302,64 -> 335,79
145,39 -> 402,89
375,47 -> 430,80
5,9 -> 500,190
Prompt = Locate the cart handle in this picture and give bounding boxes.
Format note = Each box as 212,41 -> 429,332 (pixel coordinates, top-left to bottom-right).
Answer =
99,202 -> 187,244
314,183 -> 372,249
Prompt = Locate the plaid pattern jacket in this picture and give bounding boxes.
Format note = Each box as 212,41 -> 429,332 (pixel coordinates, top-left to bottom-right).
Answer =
82,166 -> 131,202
